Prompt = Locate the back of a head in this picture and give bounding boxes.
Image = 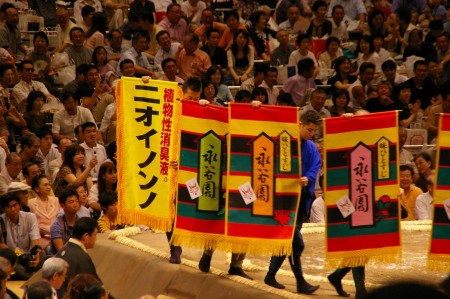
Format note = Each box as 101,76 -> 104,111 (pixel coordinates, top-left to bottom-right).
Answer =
73,217 -> 98,239
82,281 -> 105,299
27,281 -> 53,299
364,281 -> 449,299
42,257 -> 68,280
300,110 -> 321,126
182,77 -> 202,94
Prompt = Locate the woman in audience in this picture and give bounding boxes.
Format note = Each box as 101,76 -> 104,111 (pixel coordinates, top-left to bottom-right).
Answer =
396,83 -> 421,128
53,144 -> 96,197
75,184 -> 92,218
97,191 -> 121,233
414,152 -> 435,193
85,12 -> 108,50
356,35 -> 381,76
227,29 -> 254,85
219,10 -> 247,51
252,87 -> 269,104
89,161 -> 117,215
29,174 -> 60,243
234,90 -> 252,103
82,281 -> 108,299
92,46 -> 115,87
363,9 -> 392,40
247,10 -> 275,62
275,93 -> 296,106
307,1 -> 332,38
23,91 -> 51,135
329,89 -> 354,117
62,274 -> 99,299
327,56 -> 357,95
206,66 -> 233,105
403,29 -> 436,61
318,36 -> 344,70
26,31 -> 52,83
201,80 -> 219,105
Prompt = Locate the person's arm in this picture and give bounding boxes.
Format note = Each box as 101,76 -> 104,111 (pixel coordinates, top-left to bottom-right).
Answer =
241,46 -> 254,82
7,106 -> 27,127
53,43 -> 70,54
227,50 -> 239,84
352,85 -> 367,108
400,102 -> 420,127
64,159 -> 97,187
134,65 -> 153,77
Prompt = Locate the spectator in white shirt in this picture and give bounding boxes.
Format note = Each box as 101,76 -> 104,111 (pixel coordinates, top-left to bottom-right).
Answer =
80,122 -> 107,181
154,30 -> 180,69
36,128 -> 61,176
288,34 -> 319,77
415,179 -> 434,220
330,5 -> 348,41
117,30 -> 153,77
0,153 -> 22,195
49,137 -> 72,184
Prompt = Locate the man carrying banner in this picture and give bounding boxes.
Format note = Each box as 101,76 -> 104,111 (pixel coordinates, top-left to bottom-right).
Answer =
264,110 -> 321,294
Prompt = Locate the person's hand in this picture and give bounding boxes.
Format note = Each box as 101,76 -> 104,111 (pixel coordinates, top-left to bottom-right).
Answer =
437,63 -> 444,74
120,3 -> 129,8
8,106 -> 19,117
89,156 -> 98,169
241,74 -> 248,82
410,101 -> 421,113
342,113 -> 354,118
299,177 -> 309,187
251,100 -> 261,108
170,160 -> 178,169
141,76 -> 151,83
29,253 -> 40,268
357,22 -> 364,32
199,99 -> 210,106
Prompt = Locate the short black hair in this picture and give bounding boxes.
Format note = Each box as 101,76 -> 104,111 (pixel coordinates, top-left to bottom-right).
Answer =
0,192 -> 20,209
73,217 -> 98,239
27,281 -> 53,299
69,27 -> 85,38
132,30 -> 150,45
139,11 -> 154,24
81,121 -> 96,132
381,59 -> 397,71
399,164 -> 414,176
413,60 -> 428,70
206,27 -> 220,39
59,189 -> 79,205
331,4 -> 344,14
60,92 -> 76,103
224,10 -> 239,23
22,162 -> 39,176
166,3 -> 181,14
81,5 -> 95,17
33,31 -> 49,45
359,62 -> 376,74
156,30 -> 170,43
119,59 -> 134,71
98,192 -> 118,213
312,0 -> 327,12
182,77 -> 202,93
20,134 -> 40,151
31,174 -> 47,192
83,64 -> 98,77
254,63 -> 269,77
296,33 -> 311,46
298,58 -> 315,75
17,60 -> 34,71
37,127 -> 52,140
161,58 -> 177,70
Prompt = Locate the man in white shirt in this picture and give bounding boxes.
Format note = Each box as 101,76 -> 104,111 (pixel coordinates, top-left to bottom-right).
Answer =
117,30 -> 153,77
301,89 -> 331,140
54,7 -> 76,54
415,179 -> 433,220
259,67 -> 279,105
154,30 -> 180,69
13,60 -> 57,112
0,153 -> 22,195
161,58 -> 184,84
330,5 -> 348,41
36,128 -> 61,176
52,93 -> 95,141
80,122 -> 107,181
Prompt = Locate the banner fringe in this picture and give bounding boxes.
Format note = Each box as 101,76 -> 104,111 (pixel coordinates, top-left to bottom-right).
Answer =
326,248 -> 402,269
119,210 -> 173,232
217,237 -> 293,256
171,230 -> 224,250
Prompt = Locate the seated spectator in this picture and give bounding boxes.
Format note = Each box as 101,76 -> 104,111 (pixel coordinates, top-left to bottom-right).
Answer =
414,152 -> 435,193
381,59 -> 408,88
201,28 -> 228,73
396,83 -> 421,128
219,10 -> 248,51
234,90 -> 253,103
415,179 -> 433,220
73,0 -> 102,24
19,134 -> 43,167
158,4 -> 188,44
0,65 -> 23,142
363,9 -> 393,44
117,31 -> 153,77
29,174 -> 60,243
105,30 -> 129,70
0,193 -> 41,276
206,66 -> 232,105
307,1 -> 332,38
318,36 -> 344,70
399,165 -> 423,220
26,32 -> 52,84
289,33 -> 319,77
72,184 -> 91,218
62,274 -> 99,299
327,56 -> 357,95
36,128 -> 60,176
329,89 -> 354,117
60,64 -> 88,99
372,33 -> 392,63
330,5 -> 348,41
270,29 -> 295,66
65,28 -> 93,67
105,0 -> 130,30
227,29 -> 254,85
160,58 -> 183,85
49,138 -> 72,184
54,8 -> 76,54
0,5 -> 28,61
403,29 -> 437,61
92,46 -> 115,89
26,280 -> 53,299
97,192 -> 121,233
22,162 -> 44,199
275,93 -> 296,106
52,94 -> 95,140
181,0 -> 206,26
7,182 -> 31,213
177,33 -> 212,80
154,31 -> 180,69
80,122 -> 107,182
356,35 -> 381,75
283,58 -> 316,106
85,13 -> 107,51
129,0 -> 154,19
259,67 -> 279,105
240,63 -> 268,93
201,80 -> 219,105
435,33 -> 450,83
88,161 -> 117,214
301,89 -> 330,139
252,87 -> 269,104
428,89 -> 450,142
121,11 -> 140,42
55,217 -> 101,297
348,62 -> 376,110
52,144 -> 96,197
278,5 -> 306,32
23,91 -> 51,135
50,189 -> 80,255
398,127 -> 418,175
366,81 -> 401,113
41,257 -> 69,296
0,153 -> 22,195
247,11 -> 276,62
138,12 -> 161,62
79,5 -> 95,34
194,9 -> 227,45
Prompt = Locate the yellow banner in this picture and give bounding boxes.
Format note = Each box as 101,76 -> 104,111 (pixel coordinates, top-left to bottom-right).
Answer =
117,77 -> 180,231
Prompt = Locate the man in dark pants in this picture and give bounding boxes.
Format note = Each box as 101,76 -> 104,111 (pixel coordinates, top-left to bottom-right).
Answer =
264,110 -> 321,294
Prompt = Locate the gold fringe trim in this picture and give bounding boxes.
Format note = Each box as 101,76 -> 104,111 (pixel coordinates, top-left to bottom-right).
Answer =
325,247 -> 402,269
171,229 -> 225,250
216,237 -> 293,256
428,255 -> 450,272
119,210 -> 173,232
111,232 -> 308,299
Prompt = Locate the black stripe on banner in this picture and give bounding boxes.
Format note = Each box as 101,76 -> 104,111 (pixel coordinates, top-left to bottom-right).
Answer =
136,85 -> 158,92
326,145 -> 397,168
439,149 -> 450,167
228,191 -> 298,210
434,207 -> 450,223
180,131 -> 202,151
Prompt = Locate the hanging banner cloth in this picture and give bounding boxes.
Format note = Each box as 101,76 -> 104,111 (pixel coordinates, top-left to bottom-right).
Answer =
221,103 -> 301,256
428,113 -> 450,271
172,101 -> 228,250
323,111 -> 401,268
116,77 -> 181,231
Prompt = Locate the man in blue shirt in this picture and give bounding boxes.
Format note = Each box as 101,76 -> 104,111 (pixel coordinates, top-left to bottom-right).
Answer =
264,110 -> 321,294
